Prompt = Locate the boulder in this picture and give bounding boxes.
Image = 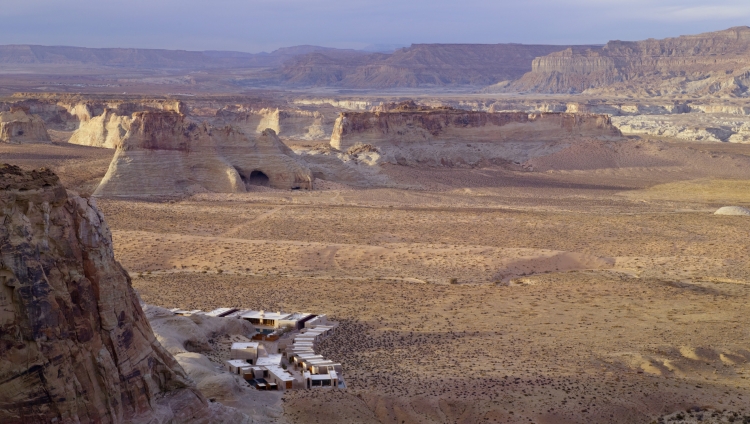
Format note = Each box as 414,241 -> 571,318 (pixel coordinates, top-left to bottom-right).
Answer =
714,206 -> 750,215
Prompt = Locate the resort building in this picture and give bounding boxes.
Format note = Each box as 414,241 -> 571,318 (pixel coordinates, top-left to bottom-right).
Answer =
230,342 -> 259,364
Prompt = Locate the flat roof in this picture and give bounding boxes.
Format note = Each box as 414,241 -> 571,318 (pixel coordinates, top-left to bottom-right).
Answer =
231,342 -> 259,350
265,365 -> 295,381
310,374 -> 333,380
240,310 -> 292,320
256,354 -> 283,367
226,359 -> 250,367
223,309 -> 250,319
206,307 -> 239,317
283,312 -> 314,321
307,360 -> 336,366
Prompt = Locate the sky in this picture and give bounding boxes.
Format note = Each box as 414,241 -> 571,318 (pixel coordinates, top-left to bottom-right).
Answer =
1,0 -> 749,53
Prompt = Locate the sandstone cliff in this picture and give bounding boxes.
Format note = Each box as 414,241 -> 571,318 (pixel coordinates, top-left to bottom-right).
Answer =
329,103 -> 620,167
281,44 -> 594,88
0,165 -> 245,423
509,26 -> 750,97
94,111 -> 313,197
0,107 -> 51,143
331,103 -> 620,150
216,106 -> 334,140
68,108 -> 133,148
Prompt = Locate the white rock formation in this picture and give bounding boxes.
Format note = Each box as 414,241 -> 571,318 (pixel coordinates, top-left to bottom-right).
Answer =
612,114 -> 750,143
68,108 -> 133,148
94,111 -> 313,197
714,206 -> 750,215
0,107 -> 51,143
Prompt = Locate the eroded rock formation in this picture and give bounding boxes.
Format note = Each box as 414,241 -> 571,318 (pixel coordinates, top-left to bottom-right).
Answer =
216,106 -> 333,140
0,107 -> 51,143
331,102 -> 620,149
94,111 -> 313,197
510,26 -> 750,97
329,102 -> 621,167
68,108 -> 133,148
0,165 -> 244,423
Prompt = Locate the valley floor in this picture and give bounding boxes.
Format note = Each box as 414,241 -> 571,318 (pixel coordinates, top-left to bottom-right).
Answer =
4,140 -> 750,423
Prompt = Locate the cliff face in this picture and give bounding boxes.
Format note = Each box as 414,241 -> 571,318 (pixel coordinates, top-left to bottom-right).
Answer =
67,109 -> 133,148
94,111 -> 313,197
216,106 -> 334,140
510,26 -> 750,96
282,44 -> 595,88
0,107 -> 51,143
0,165 -> 216,423
331,103 -> 620,151
329,103 -> 620,167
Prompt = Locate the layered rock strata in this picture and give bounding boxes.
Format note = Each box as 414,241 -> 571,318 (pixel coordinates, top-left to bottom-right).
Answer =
281,44 -> 595,88
510,26 -> 750,96
611,114 -> 750,143
94,111 -> 313,197
216,106 -> 334,140
329,103 -> 621,167
68,108 -> 133,148
0,107 -> 51,143
0,165 -> 237,423
331,103 -> 620,150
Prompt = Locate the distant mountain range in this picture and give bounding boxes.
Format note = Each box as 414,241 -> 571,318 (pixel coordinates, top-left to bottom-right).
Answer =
3,27 -> 750,96
0,44 -> 365,69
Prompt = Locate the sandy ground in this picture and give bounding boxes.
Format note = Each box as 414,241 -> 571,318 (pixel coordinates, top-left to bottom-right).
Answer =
4,139 -> 750,423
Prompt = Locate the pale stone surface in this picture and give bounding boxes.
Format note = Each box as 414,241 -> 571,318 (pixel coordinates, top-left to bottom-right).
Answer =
0,165 -> 247,423
0,107 -> 51,143
68,108 -> 133,148
612,113 -> 750,142
216,106 -> 334,140
714,206 -> 750,215
93,111 -> 313,197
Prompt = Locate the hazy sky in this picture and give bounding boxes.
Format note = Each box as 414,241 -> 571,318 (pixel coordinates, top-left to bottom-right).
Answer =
1,0 -> 749,52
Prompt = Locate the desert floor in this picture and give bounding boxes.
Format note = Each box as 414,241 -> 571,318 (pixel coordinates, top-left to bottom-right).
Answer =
3,140 -> 750,423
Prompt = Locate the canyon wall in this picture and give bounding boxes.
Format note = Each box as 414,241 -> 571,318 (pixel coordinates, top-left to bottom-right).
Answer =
510,26 -> 750,96
0,107 -> 50,143
331,103 -> 621,151
68,109 -> 133,148
94,111 -> 313,197
0,165 -> 244,423
329,103 -> 620,167
215,106 -> 334,140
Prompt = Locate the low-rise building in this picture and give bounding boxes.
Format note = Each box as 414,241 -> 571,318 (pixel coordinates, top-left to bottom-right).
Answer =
231,342 -> 259,364
206,307 -> 239,317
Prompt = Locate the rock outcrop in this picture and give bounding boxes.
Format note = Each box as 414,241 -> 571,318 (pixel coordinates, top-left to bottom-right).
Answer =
0,107 -> 51,143
0,165 -> 244,423
715,206 -> 750,216
216,106 -> 334,140
329,103 -> 621,167
331,102 -> 620,149
68,109 -> 134,148
94,111 -> 313,197
611,114 -> 750,143
509,26 -> 750,97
